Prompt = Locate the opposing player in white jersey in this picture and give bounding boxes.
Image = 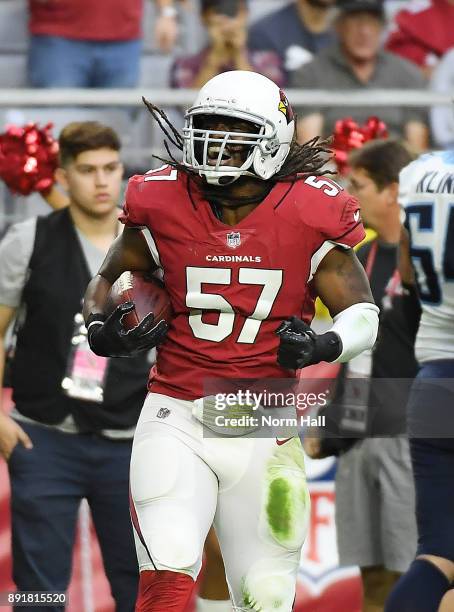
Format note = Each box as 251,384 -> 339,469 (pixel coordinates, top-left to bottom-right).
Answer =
386,150 -> 454,612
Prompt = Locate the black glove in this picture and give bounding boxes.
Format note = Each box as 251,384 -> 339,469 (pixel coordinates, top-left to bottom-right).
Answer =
87,302 -> 169,358
276,316 -> 342,370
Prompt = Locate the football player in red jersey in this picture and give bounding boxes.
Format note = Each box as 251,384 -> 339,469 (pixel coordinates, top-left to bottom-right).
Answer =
83,71 -> 379,612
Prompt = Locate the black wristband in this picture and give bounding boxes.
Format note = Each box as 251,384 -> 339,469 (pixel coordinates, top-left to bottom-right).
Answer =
86,312 -> 106,341
86,312 -> 105,326
311,331 -> 342,364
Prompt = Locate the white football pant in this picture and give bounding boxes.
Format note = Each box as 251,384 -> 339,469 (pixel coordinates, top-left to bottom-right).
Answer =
130,393 -> 310,612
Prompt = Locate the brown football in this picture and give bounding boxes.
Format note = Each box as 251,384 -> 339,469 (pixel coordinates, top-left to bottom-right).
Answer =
107,271 -> 173,331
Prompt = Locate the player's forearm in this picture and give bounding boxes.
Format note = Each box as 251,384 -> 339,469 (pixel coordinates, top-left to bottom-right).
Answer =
83,228 -> 155,322
83,275 -> 113,322
398,226 -> 416,286
314,248 -> 378,362
83,238 -> 129,322
330,302 -> 379,362
315,248 -> 374,316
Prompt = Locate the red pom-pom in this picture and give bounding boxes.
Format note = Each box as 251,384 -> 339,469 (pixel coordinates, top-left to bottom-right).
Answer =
332,116 -> 389,175
0,122 -> 59,196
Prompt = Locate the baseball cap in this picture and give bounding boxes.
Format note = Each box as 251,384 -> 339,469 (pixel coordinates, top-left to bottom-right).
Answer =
337,0 -> 385,17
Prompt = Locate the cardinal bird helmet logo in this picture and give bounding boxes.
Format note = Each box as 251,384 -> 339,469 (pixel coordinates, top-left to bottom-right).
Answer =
278,90 -> 294,124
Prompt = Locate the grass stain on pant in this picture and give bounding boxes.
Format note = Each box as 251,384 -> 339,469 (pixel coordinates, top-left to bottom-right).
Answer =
266,477 -> 293,541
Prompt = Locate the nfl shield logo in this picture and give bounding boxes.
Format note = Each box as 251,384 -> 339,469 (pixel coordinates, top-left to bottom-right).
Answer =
226,232 -> 241,249
157,407 -> 170,419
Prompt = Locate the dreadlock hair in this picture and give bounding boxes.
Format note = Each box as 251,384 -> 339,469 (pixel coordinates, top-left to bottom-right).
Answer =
142,97 -> 198,178
142,97 -> 334,184
274,133 -> 333,181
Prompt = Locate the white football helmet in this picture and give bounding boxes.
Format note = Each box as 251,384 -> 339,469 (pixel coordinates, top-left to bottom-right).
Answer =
182,71 -> 295,185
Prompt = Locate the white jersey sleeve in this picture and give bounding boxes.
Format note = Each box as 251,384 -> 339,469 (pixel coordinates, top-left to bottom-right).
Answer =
399,150 -> 454,363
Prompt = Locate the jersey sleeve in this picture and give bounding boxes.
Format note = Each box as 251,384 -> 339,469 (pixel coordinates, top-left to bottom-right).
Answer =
119,175 -> 147,228
292,179 -> 365,247
322,193 -> 366,249
292,181 -> 366,280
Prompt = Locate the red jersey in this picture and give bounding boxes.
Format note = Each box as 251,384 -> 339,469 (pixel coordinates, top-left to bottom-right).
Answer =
29,0 -> 142,41
120,165 -> 365,400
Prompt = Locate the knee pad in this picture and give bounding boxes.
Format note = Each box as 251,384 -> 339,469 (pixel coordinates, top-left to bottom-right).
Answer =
136,569 -> 195,612
130,435 -> 201,571
260,439 -> 311,551
241,559 -> 296,612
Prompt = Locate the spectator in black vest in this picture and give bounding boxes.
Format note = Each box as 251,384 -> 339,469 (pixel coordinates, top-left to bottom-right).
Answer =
0,122 -> 151,611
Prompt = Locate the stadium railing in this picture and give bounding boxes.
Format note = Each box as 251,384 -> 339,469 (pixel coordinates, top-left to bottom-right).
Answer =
0,88 -> 453,231
0,88 -> 452,106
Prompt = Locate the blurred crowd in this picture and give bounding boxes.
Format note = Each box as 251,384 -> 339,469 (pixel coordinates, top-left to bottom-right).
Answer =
1,3 -> 454,612
20,0 -> 454,150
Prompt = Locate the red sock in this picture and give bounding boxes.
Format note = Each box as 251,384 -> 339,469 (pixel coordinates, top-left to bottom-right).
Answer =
136,570 -> 195,611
